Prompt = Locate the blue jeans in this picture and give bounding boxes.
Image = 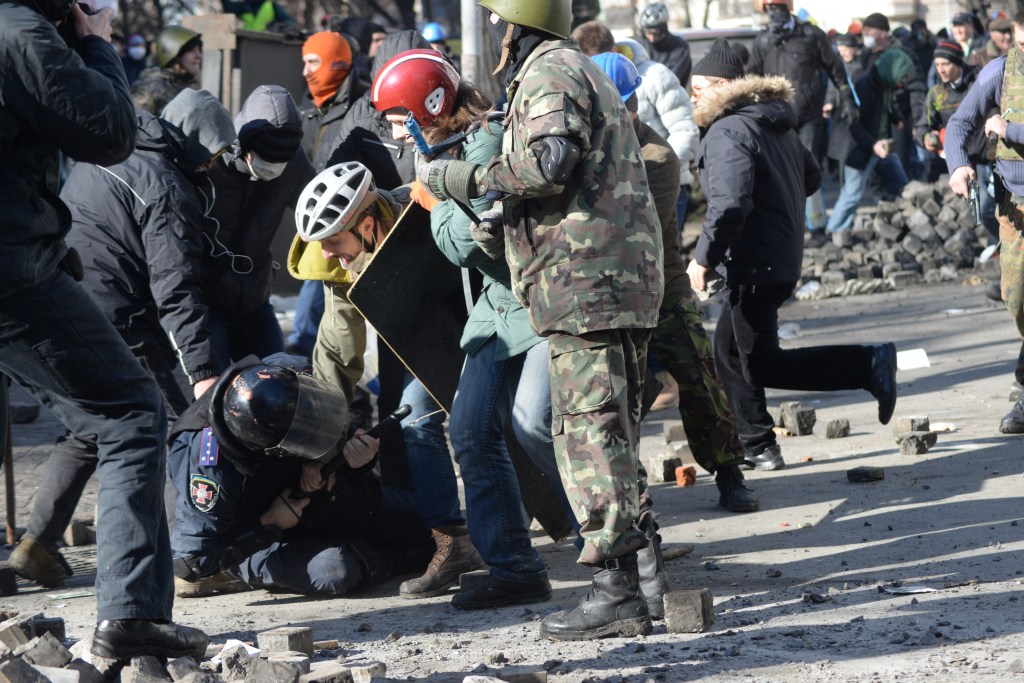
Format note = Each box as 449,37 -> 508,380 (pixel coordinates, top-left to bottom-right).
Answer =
209,302 -> 285,371
399,372 -> 464,529
450,338 -> 549,582
0,270 -> 172,621
827,155 -> 909,232
287,280 -> 325,356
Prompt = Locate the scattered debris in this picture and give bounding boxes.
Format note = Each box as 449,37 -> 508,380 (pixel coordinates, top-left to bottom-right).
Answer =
896,431 -> 939,455
675,465 -> 696,487
825,419 -> 850,439
847,466 -> 885,483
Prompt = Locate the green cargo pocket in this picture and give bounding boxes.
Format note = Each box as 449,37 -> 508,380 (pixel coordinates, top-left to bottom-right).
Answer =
548,333 -> 626,422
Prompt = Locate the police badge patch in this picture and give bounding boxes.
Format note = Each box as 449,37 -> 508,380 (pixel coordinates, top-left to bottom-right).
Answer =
190,475 -> 219,513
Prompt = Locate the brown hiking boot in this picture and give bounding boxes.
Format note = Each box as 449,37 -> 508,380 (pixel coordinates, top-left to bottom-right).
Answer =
399,525 -> 485,599
7,537 -> 72,588
174,572 -> 252,598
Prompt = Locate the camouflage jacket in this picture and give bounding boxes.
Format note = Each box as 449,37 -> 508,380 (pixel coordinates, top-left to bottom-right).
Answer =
479,39 -> 664,336
132,67 -> 197,115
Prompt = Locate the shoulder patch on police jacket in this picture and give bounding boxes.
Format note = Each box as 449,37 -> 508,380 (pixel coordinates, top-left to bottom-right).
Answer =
190,475 -> 220,513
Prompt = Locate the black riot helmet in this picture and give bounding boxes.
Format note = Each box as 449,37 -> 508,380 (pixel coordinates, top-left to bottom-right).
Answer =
210,362 -> 348,461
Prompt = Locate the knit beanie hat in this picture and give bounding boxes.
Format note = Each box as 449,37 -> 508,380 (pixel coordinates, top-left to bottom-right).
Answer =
161,89 -> 236,168
875,49 -> 914,87
303,31 -> 353,108
235,85 -> 303,163
691,38 -> 744,80
863,13 -> 890,32
933,40 -> 965,67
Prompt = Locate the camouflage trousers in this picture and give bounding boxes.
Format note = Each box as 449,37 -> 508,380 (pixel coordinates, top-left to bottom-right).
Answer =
997,195 -> 1024,339
648,293 -> 746,474
548,328 -> 650,565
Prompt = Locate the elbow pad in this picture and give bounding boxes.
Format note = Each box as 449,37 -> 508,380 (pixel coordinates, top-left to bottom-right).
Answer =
535,136 -> 581,185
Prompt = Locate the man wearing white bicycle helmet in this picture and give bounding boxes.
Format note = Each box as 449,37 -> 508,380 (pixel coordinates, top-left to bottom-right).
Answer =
288,161 -> 486,599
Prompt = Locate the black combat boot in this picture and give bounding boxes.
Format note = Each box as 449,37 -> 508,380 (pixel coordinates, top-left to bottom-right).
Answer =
716,464 -> 760,513
744,443 -> 784,471
539,554 -> 652,641
636,513 -> 671,620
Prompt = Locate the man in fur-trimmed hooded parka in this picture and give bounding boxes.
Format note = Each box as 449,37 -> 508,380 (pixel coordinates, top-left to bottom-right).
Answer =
685,38 -> 899,473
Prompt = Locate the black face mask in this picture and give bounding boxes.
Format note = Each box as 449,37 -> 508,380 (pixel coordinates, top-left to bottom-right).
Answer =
767,6 -> 790,29
486,15 -> 510,52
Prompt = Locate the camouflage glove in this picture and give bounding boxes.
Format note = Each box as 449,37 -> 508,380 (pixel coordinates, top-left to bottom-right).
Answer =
471,208 -> 505,259
417,158 -> 481,205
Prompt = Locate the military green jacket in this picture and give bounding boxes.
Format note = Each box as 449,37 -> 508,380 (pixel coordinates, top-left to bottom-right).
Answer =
479,39 -> 664,337
131,67 -> 196,116
432,120 -> 541,361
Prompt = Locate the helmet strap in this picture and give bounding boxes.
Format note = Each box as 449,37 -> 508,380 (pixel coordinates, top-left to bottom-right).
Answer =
492,22 -> 515,76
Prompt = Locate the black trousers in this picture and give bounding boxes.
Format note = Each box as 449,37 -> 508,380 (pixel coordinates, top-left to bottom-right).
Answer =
713,282 -> 874,454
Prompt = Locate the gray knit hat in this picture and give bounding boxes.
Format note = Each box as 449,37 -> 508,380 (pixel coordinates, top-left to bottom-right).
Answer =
691,38 -> 744,80
161,89 -> 237,168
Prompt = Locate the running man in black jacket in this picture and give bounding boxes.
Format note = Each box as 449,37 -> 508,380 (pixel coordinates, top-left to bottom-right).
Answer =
0,0 -> 207,660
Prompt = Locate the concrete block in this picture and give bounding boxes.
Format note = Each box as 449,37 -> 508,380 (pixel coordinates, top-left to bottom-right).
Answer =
257,628 -> 313,657
120,656 -> 171,682
0,567 -> 17,597
825,419 -> 850,439
67,638 -> 118,678
664,589 -> 714,634
63,521 -> 96,548
0,613 -> 43,641
244,657 -> 300,683
857,264 -> 882,281
896,431 -> 938,455
64,660 -> 104,683
166,658 -> 202,681
265,653 -> 309,675
781,403 -> 815,436
458,570 -> 490,593
28,667 -> 78,683
221,645 -> 256,681
498,665 -> 547,682
663,424 -> 686,444
847,466 -> 884,482
14,633 -> 72,668
347,662 -> 386,683
893,415 -> 929,437
31,618 -> 65,643
298,664 -> 354,683
0,618 -> 32,650
174,675 -> 222,683
0,658 -> 48,683
888,271 -> 921,288
642,453 -> 683,483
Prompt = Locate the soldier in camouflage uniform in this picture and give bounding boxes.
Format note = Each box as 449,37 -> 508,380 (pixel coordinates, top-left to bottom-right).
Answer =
946,11 -> 1024,433
133,26 -> 202,115
419,0 -> 663,641
591,51 -> 759,514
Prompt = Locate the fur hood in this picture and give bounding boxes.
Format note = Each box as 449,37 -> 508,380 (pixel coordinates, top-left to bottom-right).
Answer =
693,75 -> 795,129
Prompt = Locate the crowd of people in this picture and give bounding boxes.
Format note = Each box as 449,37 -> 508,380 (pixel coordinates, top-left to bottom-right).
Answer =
1,0 -> 1023,659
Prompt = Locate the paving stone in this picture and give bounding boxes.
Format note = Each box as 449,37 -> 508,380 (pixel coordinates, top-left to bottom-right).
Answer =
0,613 -> 43,641
220,645 -> 255,681
31,618 -> 65,643
0,658 -> 49,683
0,567 -> 17,597
175,674 -> 222,683
257,628 -> 313,657
64,660 -> 104,683
896,431 -> 938,455
642,453 -> 683,483
664,589 -> 714,634
63,521 -> 96,547
780,403 -> 815,436
244,657 -> 300,683
888,271 -> 921,288
120,656 -> 171,682
893,416 -> 929,437
67,638 -> 118,678
0,618 -> 32,650
265,653 -> 309,675
347,662 -> 385,683
297,664 -> 353,683
825,419 -> 850,439
28,667 -> 79,683
847,466 -> 884,483
167,658 -> 202,681
662,424 -> 686,444
14,632 -> 73,668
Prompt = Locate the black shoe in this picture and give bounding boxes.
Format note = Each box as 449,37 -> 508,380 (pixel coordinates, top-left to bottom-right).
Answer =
999,398 -> 1024,434
869,342 -> 898,425
451,574 -> 552,610
985,281 -> 1003,302
716,465 -> 760,512
636,513 -> 671,620
91,620 -> 209,661
744,444 -> 784,471
539,554 -> 652,641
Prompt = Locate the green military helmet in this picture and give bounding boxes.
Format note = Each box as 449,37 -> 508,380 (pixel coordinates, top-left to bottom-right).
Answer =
156,26 -> 203,68
478,0 -> 572,39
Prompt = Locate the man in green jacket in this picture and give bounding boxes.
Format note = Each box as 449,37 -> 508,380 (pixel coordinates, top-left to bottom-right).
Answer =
419,0 -> 664,641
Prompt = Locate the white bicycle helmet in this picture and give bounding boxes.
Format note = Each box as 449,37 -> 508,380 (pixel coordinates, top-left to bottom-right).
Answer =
639,2 -> 670,28
295,161 -> 378,242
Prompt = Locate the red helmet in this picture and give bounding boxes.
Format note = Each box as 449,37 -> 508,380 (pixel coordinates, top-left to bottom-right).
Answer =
371,49 -> 460,126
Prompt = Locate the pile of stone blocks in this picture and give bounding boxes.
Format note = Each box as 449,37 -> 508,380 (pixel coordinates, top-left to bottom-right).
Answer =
893,415 -> 939,455
802,179 -> 994,288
